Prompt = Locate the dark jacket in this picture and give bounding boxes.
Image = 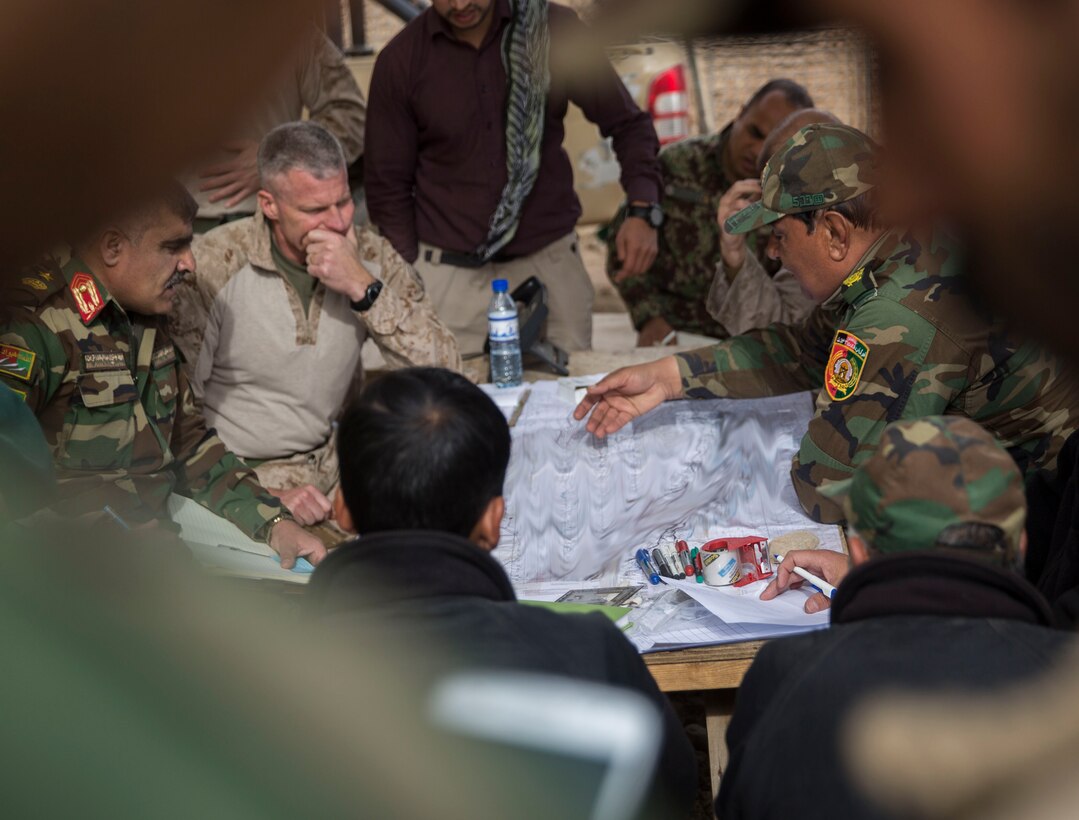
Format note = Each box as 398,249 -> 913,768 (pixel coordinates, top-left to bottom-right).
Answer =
306,530 -> 697,818
715,552 -> 1073,820
1026,428 -> 1079,627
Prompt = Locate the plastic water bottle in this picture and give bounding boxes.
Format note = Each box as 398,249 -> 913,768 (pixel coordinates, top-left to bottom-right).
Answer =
488,279 -> 523,387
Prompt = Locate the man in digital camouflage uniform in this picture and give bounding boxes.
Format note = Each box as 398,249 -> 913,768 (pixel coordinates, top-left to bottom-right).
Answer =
0,184 -> 326,568
170,122 -> 461,529
604,79 -> 814,345
575,123 -> 1079,523
718,416 -> 1070,820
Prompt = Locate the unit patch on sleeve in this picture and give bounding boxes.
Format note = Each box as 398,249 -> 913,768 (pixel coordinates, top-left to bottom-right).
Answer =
0,343 -> 36,382
825,330 -> 869,401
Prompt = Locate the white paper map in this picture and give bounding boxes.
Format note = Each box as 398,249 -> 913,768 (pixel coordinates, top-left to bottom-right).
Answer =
496,378 -> 843,584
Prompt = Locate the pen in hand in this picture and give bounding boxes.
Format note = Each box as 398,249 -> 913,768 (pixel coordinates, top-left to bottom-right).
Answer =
772,553 -> 837,600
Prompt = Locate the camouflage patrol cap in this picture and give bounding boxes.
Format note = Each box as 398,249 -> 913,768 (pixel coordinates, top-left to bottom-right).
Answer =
725,123 -> 878,235
836,416 -> 1026,564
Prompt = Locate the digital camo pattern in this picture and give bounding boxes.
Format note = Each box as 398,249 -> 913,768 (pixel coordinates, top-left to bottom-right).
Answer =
170,212 -> 462,375
676,229 -> 1079,523
726,123 -> 877,236
840,416 -> 1026,561
0,259 -> 282,537
604,126 -> 778,337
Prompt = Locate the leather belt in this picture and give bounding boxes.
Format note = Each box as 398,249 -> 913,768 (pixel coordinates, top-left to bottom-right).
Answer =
421,248 -> 523,268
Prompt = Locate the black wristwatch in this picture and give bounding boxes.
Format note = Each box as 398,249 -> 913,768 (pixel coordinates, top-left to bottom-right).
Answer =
350,280 -> 384,312
626,202 -> 665,229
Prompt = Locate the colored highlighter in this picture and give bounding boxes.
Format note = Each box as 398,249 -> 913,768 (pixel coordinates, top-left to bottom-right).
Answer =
676,540 -> 695,576
691,548 -> 704,583
663,544 -> 685,579
651,547 -> 673,579
635,548 -> 661,585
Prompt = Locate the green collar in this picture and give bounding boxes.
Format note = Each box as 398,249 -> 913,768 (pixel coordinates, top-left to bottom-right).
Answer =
822,231 -> 894,310
269,237 -> 309,280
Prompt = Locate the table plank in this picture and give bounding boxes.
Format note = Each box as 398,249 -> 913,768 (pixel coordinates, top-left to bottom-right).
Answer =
644,641 -> 763,692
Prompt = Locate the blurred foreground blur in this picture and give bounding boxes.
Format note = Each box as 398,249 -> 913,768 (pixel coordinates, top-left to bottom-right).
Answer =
9,0 -> 1079,817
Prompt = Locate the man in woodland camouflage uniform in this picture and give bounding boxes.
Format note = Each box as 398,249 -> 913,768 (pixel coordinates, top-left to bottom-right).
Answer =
604,79 -> 813,345
576,123 -> 1079,522
718,416 -> 1071,820
0,184 -> 325,568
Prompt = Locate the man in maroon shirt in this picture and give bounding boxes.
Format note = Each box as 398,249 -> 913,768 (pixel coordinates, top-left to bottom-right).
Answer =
364,0 -> 663,354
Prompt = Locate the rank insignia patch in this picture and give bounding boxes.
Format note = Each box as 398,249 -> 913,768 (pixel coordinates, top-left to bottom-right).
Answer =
842,268 -> 865,288
826,330 -> 869,401
70,272 -> 105,324
0,343 -> 36,382
21,277 -> 47,291
151,344 -> 177,369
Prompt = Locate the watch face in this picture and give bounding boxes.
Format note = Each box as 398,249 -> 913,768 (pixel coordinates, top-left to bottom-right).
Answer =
648,205 -> 664,228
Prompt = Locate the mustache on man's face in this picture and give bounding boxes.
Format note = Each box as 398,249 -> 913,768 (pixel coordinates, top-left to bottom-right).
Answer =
164,268 -> 187,290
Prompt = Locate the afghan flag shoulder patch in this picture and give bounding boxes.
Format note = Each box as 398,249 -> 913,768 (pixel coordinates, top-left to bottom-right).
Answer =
0,343 -> 36,382
825,329 -> 869,401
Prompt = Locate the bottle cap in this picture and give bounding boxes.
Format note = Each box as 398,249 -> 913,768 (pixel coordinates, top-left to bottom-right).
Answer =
492,279 -> 509,293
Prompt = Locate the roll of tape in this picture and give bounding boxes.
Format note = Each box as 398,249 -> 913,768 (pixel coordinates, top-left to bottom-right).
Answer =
701,548 -> 739,586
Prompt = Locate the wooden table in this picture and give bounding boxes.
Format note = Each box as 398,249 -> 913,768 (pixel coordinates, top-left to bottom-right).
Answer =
644,641 -> 764,796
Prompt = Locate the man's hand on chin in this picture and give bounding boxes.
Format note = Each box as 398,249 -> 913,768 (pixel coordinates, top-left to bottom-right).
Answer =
304,225 -> 375,300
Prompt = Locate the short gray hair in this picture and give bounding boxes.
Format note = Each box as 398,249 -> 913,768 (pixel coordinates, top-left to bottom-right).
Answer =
258,121 -> 346,189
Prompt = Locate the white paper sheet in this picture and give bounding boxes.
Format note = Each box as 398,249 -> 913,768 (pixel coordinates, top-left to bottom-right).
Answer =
496,379 -> 842,584
168,495 -> 312,583
663,577 -> 831,627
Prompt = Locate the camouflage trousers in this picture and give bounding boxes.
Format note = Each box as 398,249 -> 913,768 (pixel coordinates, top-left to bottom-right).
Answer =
249,432 -> 339,496
250,433 -> 348,547
414,232 -> 594,356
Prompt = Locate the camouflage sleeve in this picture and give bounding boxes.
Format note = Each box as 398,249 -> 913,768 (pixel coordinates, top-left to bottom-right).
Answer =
706,254 -> 816,337
170,360 -> 282,540
0,315 -> 66,411
674,308 -> 834,399
171,224 -> 255,400
299,31 -> 367,165
356,230 -> 463,372
791,300 -> 959,522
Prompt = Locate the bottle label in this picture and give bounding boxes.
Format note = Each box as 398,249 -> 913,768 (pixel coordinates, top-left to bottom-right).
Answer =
488,315 -> 519,342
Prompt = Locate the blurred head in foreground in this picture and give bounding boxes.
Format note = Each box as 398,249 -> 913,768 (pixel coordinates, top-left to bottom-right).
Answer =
334,367 -> 511,548
838,415 -> 1026,569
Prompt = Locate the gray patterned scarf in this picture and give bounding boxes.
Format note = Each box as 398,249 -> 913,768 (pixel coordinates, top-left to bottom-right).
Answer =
474,0 -> 550,262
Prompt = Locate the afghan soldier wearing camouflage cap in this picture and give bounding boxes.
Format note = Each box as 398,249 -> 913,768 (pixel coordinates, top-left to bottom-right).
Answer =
604,79 -> 815,345
0,184 -> 326,568
575,123 -> 1079,523
717,415 -> 1070,820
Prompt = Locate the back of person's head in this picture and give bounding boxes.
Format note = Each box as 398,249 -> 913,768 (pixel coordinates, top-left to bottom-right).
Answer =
756,108 -> 841,174
745,78 -> 814,112
835,416 -> 1026,568
258,121 -> 346,189
336,367 -> 511,538
74,179 -> 196,254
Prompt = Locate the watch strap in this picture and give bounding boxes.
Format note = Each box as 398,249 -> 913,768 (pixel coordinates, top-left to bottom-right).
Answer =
350,280 -> 384,312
